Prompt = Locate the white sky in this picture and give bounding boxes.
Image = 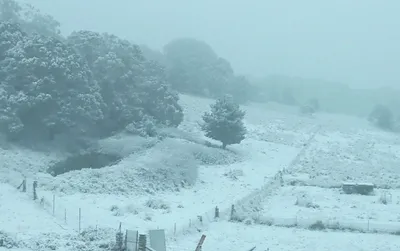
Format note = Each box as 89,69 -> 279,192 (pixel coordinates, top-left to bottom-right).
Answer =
25,0 -> 400,88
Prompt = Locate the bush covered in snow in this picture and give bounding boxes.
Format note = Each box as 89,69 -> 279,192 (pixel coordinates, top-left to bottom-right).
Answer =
39,138 -> 195,194
0,231 -> 19,249
18,228 -> 116,251
38,134 -> 244,195
145,198 -> 170,210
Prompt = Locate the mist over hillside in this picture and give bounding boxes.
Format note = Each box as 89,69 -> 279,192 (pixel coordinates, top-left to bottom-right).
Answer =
1,1 -> 400,251
0,0 -> 398,149
19,0 -> 400,89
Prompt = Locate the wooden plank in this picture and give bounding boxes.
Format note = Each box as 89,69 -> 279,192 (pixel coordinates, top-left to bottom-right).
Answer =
247,246 -> 256,251
195,235 -> 206,251
126,230 -> 139,251
149,229 -> 166,251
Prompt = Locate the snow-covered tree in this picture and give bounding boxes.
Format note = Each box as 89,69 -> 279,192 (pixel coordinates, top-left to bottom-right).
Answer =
0,0 -> 61,37
0,21 -> 25,60
140,44 -> 166,66
67,30 -> 183,136
368,104 -> 394,130
164,38 -> 251,101
139,61 -> 183,127
0,0 -> 21,22
0,22 -> 104,142
201,95 -> 246,149
300,98 -> 320,115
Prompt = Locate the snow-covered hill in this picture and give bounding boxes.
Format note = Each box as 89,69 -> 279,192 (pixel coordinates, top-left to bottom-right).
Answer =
1,94 -> 399,251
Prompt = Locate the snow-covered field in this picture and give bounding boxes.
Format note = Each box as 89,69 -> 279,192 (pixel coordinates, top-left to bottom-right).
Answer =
0,183 -> 68,237
34,138 -> 299,235
287,129 -> 400,188
263,186 -> 400,223
168,221 -> 400,251
1,94 -> 400,251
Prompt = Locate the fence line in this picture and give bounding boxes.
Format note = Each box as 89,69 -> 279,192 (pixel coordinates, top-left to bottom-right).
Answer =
28,165 -> 287,238
38,192 -> 121,233
224,125 -> 322,216
251,214 -> 400,234
10,177 -> 400,243
166,125 -> 323,237
16,124 -> 400,239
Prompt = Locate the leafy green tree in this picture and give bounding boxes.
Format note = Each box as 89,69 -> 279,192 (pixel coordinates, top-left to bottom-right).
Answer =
201,95 -> 246,149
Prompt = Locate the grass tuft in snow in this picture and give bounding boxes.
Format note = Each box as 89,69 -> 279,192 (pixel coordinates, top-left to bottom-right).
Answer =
295,192 -> 320,208
0,231 -> 19,249
110,205 -> 124,216
145,198 -> 171,210
309,220 -> 326,230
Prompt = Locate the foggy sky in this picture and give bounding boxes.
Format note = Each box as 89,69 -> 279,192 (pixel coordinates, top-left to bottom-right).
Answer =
26,0 -> 400,88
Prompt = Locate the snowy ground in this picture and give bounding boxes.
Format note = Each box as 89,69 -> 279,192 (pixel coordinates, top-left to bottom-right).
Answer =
167,221 -> 400,251
262,185 -> 400,223
287,128 -> 400,188
0,183 -> 68,238
34,138 -> 299,236
1,94 -> 400,251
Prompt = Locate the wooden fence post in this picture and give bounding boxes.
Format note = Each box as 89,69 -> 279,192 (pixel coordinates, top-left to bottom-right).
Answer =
33,181 -> 38,200
115,222 -> 123,251
230,205 -> 236,221
22,179 -> 26,192
79,208 -> 81,233
52,194 -> 55,216
215,206 -> 219,219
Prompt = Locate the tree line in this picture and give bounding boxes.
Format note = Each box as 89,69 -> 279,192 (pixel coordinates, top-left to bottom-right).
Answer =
1,0 -> 396,152
0,0 -> 247,149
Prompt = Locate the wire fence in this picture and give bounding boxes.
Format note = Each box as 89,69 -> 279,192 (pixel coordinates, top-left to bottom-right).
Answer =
17,132 -> 310,237
251,214 -> 400,234
14,174 -> 279,238
14,178 -> 400,239
27,166 -> 400,241
24,170 -> 284,238
37,191 -> 122,233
